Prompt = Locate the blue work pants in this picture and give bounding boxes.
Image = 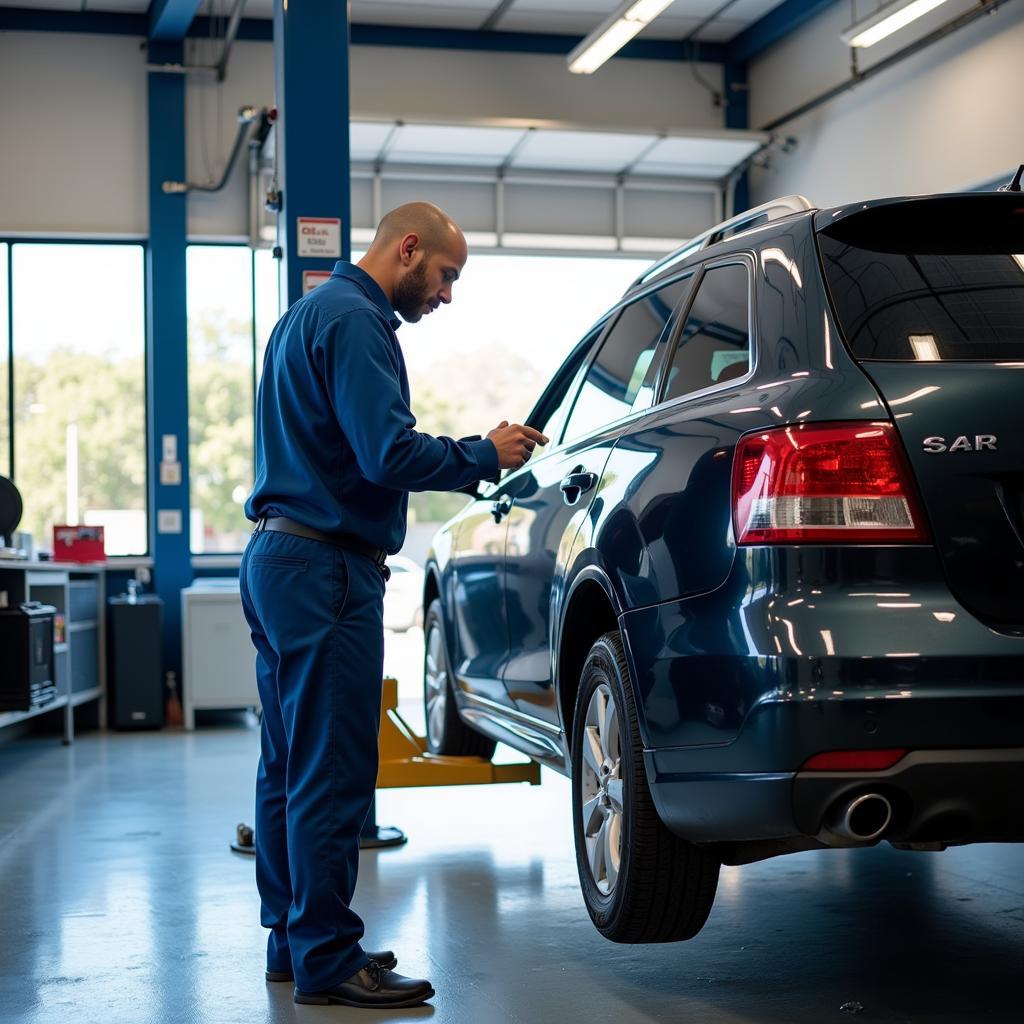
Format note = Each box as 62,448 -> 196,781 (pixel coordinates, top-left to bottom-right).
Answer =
239,528 -> 385,992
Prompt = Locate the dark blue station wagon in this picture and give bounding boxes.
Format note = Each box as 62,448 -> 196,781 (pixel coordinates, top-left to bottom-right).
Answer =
421,190 -> 1024,942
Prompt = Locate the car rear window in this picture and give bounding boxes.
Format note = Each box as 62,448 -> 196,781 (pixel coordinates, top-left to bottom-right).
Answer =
817,196 -> 1024,360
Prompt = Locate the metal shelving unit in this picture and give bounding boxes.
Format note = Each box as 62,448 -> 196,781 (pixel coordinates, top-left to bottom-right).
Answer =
0,561 -> 107,743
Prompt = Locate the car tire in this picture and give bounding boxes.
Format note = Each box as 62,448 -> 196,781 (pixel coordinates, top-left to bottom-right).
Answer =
571,631 -> 720,943
423,599 -> 497,759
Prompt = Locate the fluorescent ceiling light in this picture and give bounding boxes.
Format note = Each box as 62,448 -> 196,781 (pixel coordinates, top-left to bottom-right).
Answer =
568,0 -> 676,75
841,0 -> 951,49
1013,254 -> 1024,273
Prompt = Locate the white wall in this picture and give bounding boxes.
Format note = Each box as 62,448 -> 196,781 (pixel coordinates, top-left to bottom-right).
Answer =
0,32 -> 149,235
0,29 -> 725,238
749,0 -> 1024,207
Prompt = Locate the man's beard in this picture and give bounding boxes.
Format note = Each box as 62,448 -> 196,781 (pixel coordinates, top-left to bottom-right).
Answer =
393,261 -> 430,323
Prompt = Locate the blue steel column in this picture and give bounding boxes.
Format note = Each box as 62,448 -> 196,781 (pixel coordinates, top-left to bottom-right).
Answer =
147,41 -> 192,684
273,0 -> 351,308
272,1 -> 402,848
725,61 -> 751,215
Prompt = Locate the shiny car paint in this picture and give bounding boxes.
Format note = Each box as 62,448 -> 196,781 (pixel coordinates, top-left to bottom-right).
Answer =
424,194 -> 1024,858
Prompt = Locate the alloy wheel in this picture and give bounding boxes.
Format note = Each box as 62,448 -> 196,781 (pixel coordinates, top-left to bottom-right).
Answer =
424,621 -> 448,745
578,682 -> 623,896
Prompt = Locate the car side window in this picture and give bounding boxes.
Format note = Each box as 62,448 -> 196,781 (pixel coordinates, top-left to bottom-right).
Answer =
526,328 -> 604,447
562,277 -> 691,442
662,262 -> 751,403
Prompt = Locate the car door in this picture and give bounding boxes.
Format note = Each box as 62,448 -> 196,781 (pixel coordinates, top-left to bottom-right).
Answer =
445,330 -> 599,706
501,275 -> 695,727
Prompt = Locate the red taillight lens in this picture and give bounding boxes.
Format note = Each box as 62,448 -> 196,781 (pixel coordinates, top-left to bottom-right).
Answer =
732,422 -> 929,544
802,749 -> 908,772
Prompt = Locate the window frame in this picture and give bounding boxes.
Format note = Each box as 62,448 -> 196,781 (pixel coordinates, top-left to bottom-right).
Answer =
558,271 -> 695,446
653,253 -> 758,410
1,235 -> 150,559
185,241 -> 270,557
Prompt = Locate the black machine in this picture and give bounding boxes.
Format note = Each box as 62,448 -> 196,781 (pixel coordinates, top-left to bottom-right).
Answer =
107,591 -> 164,729
0,474 -> 24,557
0,601 -> 58,712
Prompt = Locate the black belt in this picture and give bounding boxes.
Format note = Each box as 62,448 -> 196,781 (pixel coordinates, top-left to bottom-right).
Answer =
254,516 -> 390,580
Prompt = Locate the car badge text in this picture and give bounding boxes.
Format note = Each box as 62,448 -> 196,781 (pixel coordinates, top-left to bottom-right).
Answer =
922,435 -> 997,453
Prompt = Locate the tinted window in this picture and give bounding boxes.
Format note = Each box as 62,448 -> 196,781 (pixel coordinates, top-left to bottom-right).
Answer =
563,279 -> 689,441
818,196 -> 1024,360
663,263 -> 750,402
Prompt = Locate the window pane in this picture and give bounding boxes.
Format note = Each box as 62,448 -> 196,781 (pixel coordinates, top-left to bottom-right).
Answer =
187,246 -> 255,553
818,195 -> 1024,361
537,339 -> 596,446
664,264 -> 750,403
0,243 -> 9,480
563,277 -> 690,442
400,252 -> 647,529
12,243 -> 146,556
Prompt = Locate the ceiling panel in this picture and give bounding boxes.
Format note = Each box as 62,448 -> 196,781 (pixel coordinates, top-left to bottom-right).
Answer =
632,134 -> 764,177
349,118 -> 767,180
350,122 -> 399,163
85,2 -> 149,12
387,123 -> 529,167
510,129 -> 657,173
349,0 -> 499,30
13,0 -> 82,10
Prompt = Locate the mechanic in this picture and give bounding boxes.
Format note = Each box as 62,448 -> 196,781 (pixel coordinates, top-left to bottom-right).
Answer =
241,202 -> 547,1009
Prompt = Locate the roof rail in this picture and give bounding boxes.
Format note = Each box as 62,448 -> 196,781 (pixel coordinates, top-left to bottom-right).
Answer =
634,194 -> 816,287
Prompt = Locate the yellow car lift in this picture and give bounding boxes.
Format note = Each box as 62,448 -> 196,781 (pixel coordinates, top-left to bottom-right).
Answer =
376,675 -> 542,789
231,677 -> 541,855
363,675 -> 541,847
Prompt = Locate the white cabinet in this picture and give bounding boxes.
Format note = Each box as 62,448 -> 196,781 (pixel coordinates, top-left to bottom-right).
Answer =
181,579 -> 258,729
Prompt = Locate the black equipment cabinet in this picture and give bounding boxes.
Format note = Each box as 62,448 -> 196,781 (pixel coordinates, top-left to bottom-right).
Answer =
0,602 -> 57,712
107,594 -> 164,729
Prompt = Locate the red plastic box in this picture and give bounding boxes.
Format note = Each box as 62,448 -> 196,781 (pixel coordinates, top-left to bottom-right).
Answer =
52,525 -> 105,563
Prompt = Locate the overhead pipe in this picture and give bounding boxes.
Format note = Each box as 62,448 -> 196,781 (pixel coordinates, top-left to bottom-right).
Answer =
761,0 -> 1017,132
162,105 -> 261,195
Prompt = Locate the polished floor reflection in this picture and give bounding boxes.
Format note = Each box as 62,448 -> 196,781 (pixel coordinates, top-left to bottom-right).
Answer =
0,720 -> 1021,1023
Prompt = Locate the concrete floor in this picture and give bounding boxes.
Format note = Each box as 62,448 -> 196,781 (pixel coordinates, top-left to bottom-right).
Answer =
1,719 -> 1022,1024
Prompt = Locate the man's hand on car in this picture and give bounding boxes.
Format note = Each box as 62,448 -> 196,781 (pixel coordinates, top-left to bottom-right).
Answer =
487,421 -> 549,469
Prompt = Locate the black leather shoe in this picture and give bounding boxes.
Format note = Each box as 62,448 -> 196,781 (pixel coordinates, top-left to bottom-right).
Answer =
294,961 -> 434,1008
265,949 -> 396,982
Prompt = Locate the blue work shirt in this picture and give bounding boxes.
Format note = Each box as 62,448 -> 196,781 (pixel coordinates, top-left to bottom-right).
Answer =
246,262 -> 499,553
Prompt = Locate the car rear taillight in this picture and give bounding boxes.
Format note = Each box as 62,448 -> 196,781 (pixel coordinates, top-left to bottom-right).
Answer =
732,422 -> 929,545
802,749 -> 908,772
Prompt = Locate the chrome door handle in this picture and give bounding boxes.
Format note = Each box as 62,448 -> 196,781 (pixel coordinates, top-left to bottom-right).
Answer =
491,495 -> 512,523
560,469 -> 598,506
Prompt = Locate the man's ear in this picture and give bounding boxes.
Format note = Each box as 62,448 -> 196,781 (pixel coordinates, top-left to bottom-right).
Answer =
399,232 -> 421,266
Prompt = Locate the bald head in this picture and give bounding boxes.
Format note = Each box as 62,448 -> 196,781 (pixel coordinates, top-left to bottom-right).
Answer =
369,202 -> 465,258
359,202 -> 468,324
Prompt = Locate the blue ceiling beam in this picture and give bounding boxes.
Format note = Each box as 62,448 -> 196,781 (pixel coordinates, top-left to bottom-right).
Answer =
0,7 -> 147,34
349,24 -> 725,63
0,9 -> 725,62
148,0 -> 204,41
727,0 -> 839,64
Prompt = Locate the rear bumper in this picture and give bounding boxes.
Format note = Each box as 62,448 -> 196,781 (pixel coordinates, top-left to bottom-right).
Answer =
645,747 -> 1024,846
621,547 -> 1024,844
793,748 -> 1024,845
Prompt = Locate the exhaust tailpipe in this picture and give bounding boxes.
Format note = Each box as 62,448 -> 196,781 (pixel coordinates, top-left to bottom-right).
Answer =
826,792 -> 893,843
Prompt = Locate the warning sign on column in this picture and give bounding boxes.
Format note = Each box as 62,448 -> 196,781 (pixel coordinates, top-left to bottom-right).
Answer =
297,217 -> 341,258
